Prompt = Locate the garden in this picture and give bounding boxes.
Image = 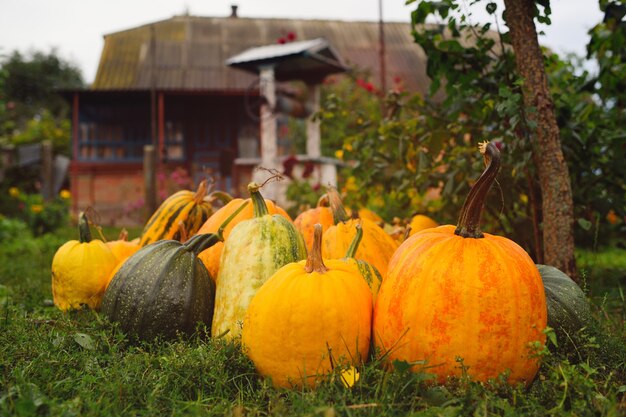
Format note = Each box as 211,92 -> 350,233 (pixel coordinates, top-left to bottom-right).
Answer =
1,1 -> 625,416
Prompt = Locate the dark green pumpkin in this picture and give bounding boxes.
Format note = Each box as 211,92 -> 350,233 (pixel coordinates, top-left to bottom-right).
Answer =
102,201 -> 249,341
101,233 -> 219,341
537,264 -> 592,343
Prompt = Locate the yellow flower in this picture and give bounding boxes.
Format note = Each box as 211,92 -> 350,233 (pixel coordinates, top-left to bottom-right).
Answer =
340,366 -> 360,388
343,143 -> 353,152
8,187 -> 19,198
334,150 -> 344,160
59,189 -> 71,200
520,193 -> 529,204
31,204 -> 44,213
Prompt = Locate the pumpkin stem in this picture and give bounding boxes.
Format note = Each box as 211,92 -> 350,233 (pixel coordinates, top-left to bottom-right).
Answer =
454,141 -> 501,239
186,200 -> 249,255
317,193 -> 329,207
305,224 -> 329,274
345,223 -> 363,258
248,182 -> 269,217
217,200 -> 250,241
327,187 -> 349,224
117,228 -> 129,241
193,180 -> 209,205
207,190 -> 233,205
184,233 -> 221,255
78,211 -> 92,243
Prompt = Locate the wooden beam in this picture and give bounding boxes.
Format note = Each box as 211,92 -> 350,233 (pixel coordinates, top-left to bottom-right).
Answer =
143,145 -> 157,222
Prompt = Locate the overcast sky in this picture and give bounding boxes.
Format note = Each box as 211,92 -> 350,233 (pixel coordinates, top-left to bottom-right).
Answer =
0,0 -> 603,84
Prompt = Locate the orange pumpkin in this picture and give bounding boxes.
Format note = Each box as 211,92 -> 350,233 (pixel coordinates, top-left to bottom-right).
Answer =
293,194 -> 334,250
322,188 -> 398,278
242,224 -> 372,388
195,187 -> 291,281
106,229 -> 140,264
373,142 -> 547,385
408,214 -> 439,236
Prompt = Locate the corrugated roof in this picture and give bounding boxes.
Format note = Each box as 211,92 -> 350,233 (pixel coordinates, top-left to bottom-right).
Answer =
92,15 -> 430,93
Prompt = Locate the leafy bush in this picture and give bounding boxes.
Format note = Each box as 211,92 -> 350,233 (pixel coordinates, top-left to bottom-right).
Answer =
0,186 -> 70,236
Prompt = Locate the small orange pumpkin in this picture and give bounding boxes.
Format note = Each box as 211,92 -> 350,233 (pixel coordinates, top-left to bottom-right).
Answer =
373,142 -> 547,385
408,214 -> 438,236
293,194 -> 334,250
106,229 -> 140,264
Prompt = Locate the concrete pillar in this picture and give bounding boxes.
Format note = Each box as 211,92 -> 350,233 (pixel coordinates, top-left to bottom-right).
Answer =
306,84 -> 321,158
254,65 -> 280,200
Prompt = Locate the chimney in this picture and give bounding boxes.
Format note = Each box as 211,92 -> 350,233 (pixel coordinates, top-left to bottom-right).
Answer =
230,5 -> 238,18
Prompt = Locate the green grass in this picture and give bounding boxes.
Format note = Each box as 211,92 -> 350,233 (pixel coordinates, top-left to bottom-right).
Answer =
1,226 -> 625,416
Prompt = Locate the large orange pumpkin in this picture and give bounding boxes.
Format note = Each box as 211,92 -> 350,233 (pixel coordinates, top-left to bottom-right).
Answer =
321,188 -> 398,278
373,142 -> 547,385
195,186 -> 291,281
242,224 -> 372,389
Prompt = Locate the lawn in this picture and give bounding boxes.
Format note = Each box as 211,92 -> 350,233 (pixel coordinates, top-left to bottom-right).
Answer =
1,224 -> 624,416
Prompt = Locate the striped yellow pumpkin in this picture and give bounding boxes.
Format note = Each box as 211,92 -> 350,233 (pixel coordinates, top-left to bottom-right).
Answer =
139,180 -> 218,246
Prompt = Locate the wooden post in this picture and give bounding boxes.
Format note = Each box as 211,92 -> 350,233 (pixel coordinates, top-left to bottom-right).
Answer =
41,140 -> 54,201
144,145 -> 157,221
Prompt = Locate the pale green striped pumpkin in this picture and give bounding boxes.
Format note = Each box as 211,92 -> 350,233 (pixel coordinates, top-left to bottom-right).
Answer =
212,182 -> 307,339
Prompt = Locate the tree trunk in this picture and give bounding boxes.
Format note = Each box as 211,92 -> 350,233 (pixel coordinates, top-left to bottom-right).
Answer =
503,0 -> 577,278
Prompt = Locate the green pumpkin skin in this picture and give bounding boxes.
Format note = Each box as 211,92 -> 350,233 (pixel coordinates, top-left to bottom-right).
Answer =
101,236 -> 216,341
212,213 -> 307,339
537,264 -> 592,343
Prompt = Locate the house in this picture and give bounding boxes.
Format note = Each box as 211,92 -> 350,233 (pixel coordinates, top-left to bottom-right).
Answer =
66,9 -> 431,225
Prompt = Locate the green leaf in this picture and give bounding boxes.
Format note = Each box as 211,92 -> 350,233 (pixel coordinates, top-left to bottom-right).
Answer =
577,218 -> 593,231
74,333 -> 95,350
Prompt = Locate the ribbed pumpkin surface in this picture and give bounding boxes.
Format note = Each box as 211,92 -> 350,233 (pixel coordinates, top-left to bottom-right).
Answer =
374,143 -> 547,385
538,264 -> 591,342
52,240 -> 117,311
294,205 -> 334,251
322,218 -> 398,278
139,180 -> 213,246
212,215 -> 306,339
51,212 -> 118,311
101,236 -> 216,341
195,197 -> 291,280
211,183 -> 306,339
374,226 -> 547,383
242,225 -> 372,388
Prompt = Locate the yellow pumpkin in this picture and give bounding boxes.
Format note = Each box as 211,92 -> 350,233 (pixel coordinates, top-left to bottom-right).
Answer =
408,214 -> 439,236
51,212 -> 118,311
322,188 -> 398,278
242,224 -> 372,388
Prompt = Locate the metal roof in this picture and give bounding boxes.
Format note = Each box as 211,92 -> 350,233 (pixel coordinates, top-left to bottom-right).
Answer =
91,15 -> 431,93
225,37 -> 347,82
